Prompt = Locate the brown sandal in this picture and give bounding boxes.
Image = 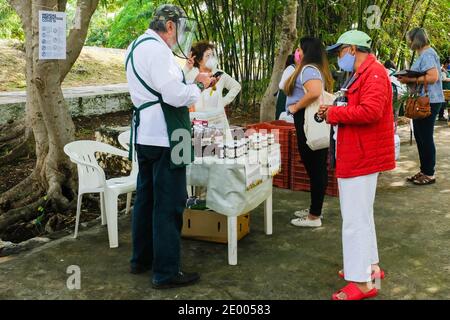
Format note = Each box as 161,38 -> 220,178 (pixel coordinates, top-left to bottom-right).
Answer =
413,175 -> 436,185
407,172 -> 423,182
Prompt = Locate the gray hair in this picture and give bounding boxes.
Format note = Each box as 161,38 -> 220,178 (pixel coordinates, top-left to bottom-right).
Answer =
407,28 -> 430,50
149,4 -> 185,33
149,19 -> 168,32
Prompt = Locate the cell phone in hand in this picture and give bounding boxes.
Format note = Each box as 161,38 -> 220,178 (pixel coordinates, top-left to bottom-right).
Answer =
213,71 -> 224,78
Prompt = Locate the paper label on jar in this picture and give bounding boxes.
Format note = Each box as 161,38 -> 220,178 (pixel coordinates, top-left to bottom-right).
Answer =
268,144 -> 281,176
245,163 -> 263,190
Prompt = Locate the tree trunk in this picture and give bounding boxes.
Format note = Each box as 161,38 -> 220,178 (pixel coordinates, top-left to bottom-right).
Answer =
0,0 -> 99,234
259,0 -> 297,122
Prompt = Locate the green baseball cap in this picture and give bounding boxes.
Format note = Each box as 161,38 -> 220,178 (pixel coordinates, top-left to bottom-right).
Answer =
326,30 -> 372,52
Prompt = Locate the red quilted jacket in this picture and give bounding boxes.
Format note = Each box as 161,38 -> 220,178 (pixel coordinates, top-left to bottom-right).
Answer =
327,54 -> 396,179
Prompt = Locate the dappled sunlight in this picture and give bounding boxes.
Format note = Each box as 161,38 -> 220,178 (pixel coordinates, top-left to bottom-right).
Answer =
390,181 -> 407,187
425,287 -> 440,294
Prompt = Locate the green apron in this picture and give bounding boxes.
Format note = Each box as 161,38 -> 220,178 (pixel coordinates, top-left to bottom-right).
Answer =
125,36 -> 193,169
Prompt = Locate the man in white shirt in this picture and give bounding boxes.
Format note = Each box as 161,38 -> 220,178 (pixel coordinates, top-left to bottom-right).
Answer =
125,4 -> 213,289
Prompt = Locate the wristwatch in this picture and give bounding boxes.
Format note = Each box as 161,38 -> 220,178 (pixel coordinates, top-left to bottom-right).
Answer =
195,81 -> 205,91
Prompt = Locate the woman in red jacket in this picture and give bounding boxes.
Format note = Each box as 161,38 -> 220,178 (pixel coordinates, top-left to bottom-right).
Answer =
320,30 -> 395,300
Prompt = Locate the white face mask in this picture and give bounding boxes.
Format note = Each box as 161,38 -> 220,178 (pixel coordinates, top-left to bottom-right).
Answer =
205,56 -> 218,71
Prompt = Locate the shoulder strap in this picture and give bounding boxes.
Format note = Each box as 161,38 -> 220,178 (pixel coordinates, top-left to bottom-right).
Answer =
423,74 -> 428,95
300,64 -> 323,83
125,36 -> 162,99
300,64 -> 324,92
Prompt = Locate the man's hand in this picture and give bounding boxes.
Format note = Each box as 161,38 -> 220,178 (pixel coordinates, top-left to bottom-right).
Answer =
318,105 -> 331,122
195,72 -> 214,90
185,52 -> 196,72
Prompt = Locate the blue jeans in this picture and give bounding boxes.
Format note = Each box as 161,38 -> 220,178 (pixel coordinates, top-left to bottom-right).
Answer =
130,145 -> 187,284
413,103 -> 441,176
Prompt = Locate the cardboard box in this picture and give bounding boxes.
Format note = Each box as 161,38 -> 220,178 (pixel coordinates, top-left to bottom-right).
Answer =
182,209 -> 250,244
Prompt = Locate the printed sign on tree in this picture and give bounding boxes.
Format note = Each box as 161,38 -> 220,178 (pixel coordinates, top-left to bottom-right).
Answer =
39,10 -> 66,60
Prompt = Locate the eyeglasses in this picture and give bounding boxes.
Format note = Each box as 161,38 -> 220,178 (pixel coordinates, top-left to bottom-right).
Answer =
337,45 -> 351,57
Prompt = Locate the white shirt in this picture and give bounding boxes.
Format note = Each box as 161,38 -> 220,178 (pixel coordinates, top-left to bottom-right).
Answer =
184,68 -> 241,111
125,29 -> 201,147
279,65 -> 296,91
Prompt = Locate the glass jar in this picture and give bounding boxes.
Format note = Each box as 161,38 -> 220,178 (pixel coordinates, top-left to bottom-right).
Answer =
268,133 -> 275,145
226,143 -> 236,159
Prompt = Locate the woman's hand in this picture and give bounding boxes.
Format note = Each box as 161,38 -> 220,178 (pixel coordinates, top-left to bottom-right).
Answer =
288,104 -> 298,115
185,52 -> 196,71
398,76 -> 415,84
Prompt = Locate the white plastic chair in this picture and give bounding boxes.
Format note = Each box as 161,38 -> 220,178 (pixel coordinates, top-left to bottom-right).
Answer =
64,140 -> 136,248
118,130 -> 139,215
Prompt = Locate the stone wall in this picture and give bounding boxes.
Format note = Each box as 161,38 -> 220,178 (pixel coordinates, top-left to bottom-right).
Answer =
0,90 -> 133,124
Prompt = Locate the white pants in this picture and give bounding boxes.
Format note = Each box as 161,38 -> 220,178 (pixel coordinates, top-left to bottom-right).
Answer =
338,173 -> 379,282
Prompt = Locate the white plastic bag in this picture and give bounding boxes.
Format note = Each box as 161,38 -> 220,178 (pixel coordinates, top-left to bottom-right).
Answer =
278,111 -> 294,123
301,65 -> 336,151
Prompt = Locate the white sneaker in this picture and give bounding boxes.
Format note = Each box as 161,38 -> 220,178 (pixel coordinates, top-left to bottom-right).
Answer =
294,208 -> 323,219
290,217 -> 322,228
294,208 -> 309,218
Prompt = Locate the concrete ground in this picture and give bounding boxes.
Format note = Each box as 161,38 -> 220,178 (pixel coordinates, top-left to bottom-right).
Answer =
0,123 -> 449,300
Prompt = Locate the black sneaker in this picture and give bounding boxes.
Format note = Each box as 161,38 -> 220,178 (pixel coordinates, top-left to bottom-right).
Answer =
152,271 -> 200,289
130,264 -> 152,275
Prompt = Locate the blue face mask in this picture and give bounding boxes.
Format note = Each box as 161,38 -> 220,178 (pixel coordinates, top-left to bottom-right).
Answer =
338,52 -> 356,72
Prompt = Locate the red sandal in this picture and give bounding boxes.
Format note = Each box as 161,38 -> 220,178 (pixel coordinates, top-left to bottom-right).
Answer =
338,269 -> 386,280
332,283 -> 378,300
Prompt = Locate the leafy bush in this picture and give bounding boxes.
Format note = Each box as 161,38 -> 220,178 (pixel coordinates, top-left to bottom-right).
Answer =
85,10 -> 112,47
107,0 -> 156,49
0,0 -> 24,40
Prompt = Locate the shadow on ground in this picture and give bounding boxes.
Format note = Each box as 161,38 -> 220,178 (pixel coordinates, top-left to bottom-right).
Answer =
0,124 -> 449,300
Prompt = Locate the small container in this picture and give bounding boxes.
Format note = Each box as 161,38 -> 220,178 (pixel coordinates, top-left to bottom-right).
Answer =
214,128 -> 224,144
261,133 -> 268,148
216,143 -> 225,159
236,139 -> 245,158
253,133 -> 261,150
243,138 -> 249,155
268,133 -> 275,145
202,128 -> 212,147
226,143 -> 236,159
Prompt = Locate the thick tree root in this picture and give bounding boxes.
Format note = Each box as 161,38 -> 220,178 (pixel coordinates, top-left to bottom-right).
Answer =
0,137 -> 33,166
0,187 -> 75,235
0,197 -> 47,234
0,175 -> 36,213
0,124 -> 25,143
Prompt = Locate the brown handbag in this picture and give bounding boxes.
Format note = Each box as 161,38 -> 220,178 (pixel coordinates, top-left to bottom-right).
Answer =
404,75 -> 431,120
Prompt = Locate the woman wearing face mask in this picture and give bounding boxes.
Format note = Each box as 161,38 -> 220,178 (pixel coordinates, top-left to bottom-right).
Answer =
184,41 -> 242,113
285,37 -> 334,228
